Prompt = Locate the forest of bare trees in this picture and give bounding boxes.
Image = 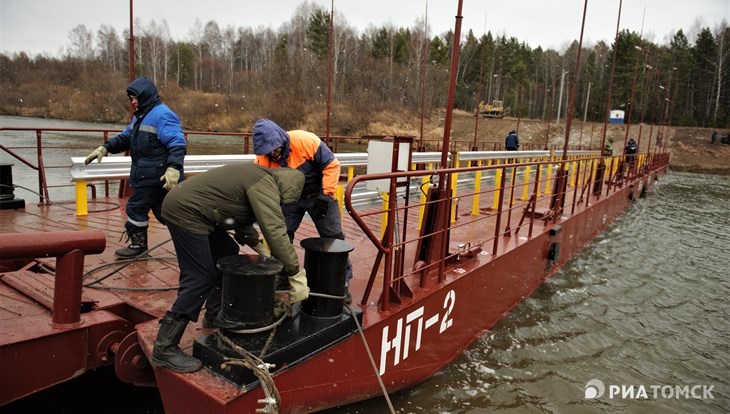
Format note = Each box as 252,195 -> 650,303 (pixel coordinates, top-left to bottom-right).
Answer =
1,2 -> 728,134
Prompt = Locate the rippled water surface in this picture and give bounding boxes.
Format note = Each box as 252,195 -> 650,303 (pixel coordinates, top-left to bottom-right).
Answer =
331,172 -> 729,413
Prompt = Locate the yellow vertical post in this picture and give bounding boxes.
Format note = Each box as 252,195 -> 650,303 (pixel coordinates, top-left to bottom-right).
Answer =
336,185 -> 345,219
544,163 -> 553,194
347,166 -> 354,182
75,181 -> 88,216
492,161 -> 502,210
471,160 -> 482,215
521,165 -> 531,200
450,156 -> 459,223
569,161 -> 577,187
416,163 -> 432,230
379,192 -> 389,240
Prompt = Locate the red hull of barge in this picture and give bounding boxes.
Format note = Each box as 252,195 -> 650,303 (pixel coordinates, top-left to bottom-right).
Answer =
146,174 -> 665,413
1,152 -> 668,412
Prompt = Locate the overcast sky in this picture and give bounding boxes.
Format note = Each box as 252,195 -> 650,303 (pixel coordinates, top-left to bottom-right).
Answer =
1,0 -> 728,57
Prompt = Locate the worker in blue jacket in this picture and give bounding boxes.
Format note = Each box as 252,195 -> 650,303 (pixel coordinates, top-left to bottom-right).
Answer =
84,77 -> 187,258
505,130 -> 520,151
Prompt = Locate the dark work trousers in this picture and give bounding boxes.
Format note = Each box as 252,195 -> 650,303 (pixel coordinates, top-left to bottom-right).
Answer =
124,185 -> 167,233
168,224 -> 239,322
282,194 -> 353,286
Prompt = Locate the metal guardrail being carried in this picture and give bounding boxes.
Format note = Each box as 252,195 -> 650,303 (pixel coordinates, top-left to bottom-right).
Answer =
69,150 -> 599,216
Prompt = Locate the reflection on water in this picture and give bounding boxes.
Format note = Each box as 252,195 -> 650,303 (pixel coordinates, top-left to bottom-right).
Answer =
329,172 -> 729,413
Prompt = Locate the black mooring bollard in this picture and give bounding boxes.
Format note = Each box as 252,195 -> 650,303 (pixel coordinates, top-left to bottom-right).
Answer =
300,237 -> 354,318
0,163 -> 25,210
215,254 -> 281,330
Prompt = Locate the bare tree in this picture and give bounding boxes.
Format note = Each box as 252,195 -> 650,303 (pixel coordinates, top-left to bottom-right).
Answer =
160,20 -> 172,87
713,20 -> 729,125
203,21 -> 223,91
97,24 -> 122,71
222,26 -> 236,94
189,19 -> 204,90
68,24 -> 94,65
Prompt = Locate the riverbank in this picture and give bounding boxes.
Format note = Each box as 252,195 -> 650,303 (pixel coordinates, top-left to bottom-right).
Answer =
1,112 -> 727,175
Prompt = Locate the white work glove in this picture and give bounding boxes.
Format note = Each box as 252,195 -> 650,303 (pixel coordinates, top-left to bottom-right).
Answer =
288,269 -> 309,303
251,242 -> 271,257
84,146 -> 108,165
160,167 -> 180,191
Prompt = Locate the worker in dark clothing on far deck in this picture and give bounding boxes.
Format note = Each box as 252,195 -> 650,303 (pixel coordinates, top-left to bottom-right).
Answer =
150,164 -> 307,373
505,130 -> 520,151
625,138 -> 638,166
84,77 -> 186,259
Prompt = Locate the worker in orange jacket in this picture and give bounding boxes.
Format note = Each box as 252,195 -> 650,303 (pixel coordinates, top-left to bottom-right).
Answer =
252,119 -> 353,304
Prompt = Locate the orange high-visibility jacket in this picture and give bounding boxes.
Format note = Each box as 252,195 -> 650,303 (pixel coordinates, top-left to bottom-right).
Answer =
254,130 -> 341,197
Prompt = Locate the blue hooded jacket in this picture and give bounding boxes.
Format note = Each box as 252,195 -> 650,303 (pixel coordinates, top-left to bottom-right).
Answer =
252,119 -> 291,166
104,77 -> 187,187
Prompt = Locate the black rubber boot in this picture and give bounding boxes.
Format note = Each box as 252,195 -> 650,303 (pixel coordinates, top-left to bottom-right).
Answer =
150,312 -> 203,373
115,231 -> 148,259
202,286 -> 221,329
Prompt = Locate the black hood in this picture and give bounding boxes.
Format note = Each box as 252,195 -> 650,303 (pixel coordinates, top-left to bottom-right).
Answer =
127,77 -> 161,117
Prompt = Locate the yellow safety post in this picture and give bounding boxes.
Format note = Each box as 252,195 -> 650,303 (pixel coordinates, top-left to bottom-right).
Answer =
75,181 -> 88,216
450,156 -> 460,223
492,161 -> 502,210
471,160 -> 482,215
569,161 -> 577,187
379,192 -> 389,240
521,165 -> 531,200
336,184 -> 345,219
416,163 -> 432,230
544,163 -> 553,194
347,166 -> 355,182
535,163 -> 543,197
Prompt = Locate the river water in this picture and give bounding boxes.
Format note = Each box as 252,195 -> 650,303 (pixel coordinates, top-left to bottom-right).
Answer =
2,116 -> 728,413
332,170 -> 729,414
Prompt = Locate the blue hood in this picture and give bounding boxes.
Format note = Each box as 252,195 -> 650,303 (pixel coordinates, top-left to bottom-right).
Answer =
253,119 -> 290,162
127,77 -> 161,117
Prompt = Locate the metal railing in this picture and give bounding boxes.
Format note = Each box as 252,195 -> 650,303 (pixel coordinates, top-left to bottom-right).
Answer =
1,126 -> 600,205
343,150 -> 670,311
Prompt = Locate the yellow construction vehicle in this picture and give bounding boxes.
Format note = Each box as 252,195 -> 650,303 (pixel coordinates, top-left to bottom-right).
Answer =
478,100 -> 510,118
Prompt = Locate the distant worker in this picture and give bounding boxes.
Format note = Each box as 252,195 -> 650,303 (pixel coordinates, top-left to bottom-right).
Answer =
505,130 -> 520,151
625,138 -> 638,160
252,119 -> 353,304
711,130 -> 717,144
151,164 -> 307,373
84,77 -> 186,259
623,138 -> 639,176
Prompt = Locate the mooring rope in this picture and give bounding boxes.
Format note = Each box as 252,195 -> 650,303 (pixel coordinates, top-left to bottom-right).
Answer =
216,329 -> 281,413
343,304 -> 396,414
83,238 -> 175,289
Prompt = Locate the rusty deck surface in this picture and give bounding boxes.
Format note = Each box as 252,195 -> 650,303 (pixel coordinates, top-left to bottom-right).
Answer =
0,174 -> 597,329
0,159 -> 662,412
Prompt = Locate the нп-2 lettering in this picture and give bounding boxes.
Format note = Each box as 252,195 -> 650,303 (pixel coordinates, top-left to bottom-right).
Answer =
378,290 -> 455,375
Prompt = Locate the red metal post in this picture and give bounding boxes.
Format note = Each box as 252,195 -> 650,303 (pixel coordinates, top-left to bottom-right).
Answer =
0,231 -> 106,325
325,0 -> 334,145
623,46 -> 644,149
599,0 -> 623,157
419,3 -> 429,151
